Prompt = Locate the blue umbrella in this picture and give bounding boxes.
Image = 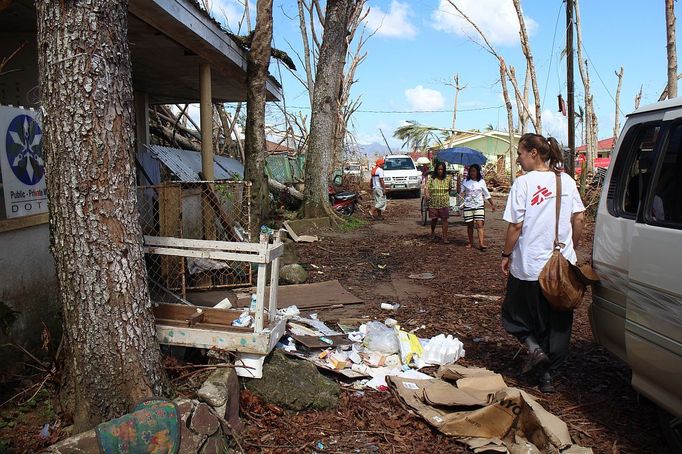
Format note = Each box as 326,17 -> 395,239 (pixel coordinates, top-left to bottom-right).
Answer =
435,147 -> 487,166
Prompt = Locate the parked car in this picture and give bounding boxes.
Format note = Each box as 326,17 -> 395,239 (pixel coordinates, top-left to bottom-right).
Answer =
382,155 -> 422,197
590,98 -> 682,448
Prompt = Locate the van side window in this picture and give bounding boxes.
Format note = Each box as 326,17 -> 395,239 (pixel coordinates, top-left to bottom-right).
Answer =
614,124 -> 661,218
649,124 -> 682,227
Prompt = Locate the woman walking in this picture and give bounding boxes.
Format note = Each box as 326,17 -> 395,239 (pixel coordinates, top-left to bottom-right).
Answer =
500,133 -> 585,393
424,161 -> 453,243
460,163 -> 495,250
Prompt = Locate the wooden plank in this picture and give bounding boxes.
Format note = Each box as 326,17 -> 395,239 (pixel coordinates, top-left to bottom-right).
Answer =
144,235 -> 266,253
0,213 -> 49,233
265,243 -> 284,261
236,280 -> 363,309
156,317 -> 286,354
289,334 -> 352,349
154,303 -> 243,325
268,231 -> 282,315
254,263 -> 267,333
158,185 -> 182,287
145,245 -> 268,264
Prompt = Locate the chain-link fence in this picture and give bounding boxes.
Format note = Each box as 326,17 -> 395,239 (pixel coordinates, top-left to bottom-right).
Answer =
137,181 -> 252,299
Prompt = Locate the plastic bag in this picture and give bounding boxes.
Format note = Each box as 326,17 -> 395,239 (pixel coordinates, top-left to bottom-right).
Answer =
363,321 -> 400,354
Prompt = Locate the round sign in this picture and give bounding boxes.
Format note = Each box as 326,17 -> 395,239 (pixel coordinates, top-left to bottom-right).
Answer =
5,114 -> 44,186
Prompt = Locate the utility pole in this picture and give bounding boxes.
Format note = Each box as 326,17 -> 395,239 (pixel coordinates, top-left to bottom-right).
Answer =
379,128 -> 393,154
567,0 -> 576,176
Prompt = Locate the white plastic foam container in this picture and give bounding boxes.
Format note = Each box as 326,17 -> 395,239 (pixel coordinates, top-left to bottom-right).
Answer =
422,334 -> 465,366
235,353 -> 266,378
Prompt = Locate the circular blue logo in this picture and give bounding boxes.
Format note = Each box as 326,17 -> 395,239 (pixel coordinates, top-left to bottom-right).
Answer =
5,114 -> 44,186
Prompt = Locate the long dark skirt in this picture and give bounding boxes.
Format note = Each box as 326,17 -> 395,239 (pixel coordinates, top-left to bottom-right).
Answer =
501,274 -> 573,370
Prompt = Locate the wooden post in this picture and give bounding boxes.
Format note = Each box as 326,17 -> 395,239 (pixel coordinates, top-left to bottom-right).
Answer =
268,230 -> 282,316
200,63 -> 214,181
566,0 -> 576,176
254,233 -> 269,333
200,63 -> 216,240
134,91 -> 149,156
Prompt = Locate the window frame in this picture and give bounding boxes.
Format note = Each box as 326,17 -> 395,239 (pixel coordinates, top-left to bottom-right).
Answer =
607,120 -> 664,220
641,120 -> 682,230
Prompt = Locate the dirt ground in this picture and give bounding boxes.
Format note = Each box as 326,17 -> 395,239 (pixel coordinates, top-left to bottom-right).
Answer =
239,193 -> 665,454
0,193 -> 666,453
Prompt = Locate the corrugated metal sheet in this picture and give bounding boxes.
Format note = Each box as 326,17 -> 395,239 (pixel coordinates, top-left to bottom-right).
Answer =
148,145 -> 244,181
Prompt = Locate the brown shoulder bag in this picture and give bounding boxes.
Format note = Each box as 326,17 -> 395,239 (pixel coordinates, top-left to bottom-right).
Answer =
538,174 -> 600,311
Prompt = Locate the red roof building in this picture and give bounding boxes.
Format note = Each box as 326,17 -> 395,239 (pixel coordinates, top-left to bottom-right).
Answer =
576,137 -> 615,154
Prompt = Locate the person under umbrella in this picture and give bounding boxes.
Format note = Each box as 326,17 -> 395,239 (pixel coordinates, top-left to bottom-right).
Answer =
424,161 -> 453,243
459,163 -> 495,250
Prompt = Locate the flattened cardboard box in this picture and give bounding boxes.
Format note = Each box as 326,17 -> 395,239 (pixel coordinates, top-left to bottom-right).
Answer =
387,367 -> 591,453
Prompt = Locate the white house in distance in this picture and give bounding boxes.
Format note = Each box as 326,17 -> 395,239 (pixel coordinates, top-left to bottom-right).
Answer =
0,0 -> 281,371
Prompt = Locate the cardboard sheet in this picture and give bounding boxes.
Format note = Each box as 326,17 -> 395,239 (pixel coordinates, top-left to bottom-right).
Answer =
237,280 -> 363,309
387,365 -> 591,453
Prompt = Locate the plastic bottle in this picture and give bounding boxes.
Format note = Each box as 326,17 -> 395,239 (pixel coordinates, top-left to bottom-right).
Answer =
250,294 -> 258,312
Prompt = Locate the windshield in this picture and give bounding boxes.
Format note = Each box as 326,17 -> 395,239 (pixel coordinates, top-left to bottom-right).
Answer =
384,158 -> 415,171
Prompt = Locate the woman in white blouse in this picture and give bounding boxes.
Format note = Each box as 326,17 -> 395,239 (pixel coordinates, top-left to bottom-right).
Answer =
459,164 -> 495,250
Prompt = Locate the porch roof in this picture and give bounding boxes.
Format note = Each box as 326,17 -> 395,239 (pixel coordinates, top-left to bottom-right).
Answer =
0,0 -> 282,105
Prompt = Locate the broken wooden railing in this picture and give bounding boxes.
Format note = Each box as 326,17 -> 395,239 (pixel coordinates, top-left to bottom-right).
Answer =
143,232 -> 286,354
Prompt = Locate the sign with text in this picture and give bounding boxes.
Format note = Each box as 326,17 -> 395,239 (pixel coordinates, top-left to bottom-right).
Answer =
0,106 -> 47,218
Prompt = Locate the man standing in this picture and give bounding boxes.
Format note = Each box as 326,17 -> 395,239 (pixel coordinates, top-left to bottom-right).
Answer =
370,158 -> 386,219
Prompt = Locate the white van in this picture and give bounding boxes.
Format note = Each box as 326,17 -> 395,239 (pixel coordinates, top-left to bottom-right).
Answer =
591,98 -> 682,436
382,155 -> 422,197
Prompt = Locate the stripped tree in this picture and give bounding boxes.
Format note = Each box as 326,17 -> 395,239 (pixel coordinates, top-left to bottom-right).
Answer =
614,67 -> 624,142
36,0 -> 166,431
574,0 -> 597,172
511,0 -> 542,133
303,0 -> 364,218
666,0 -> 678,99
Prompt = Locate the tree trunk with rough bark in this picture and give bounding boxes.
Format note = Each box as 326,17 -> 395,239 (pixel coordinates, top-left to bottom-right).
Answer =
244,0 -> 273,237
303,0 -> 357,218
36,0 -> 166,432
666,0 -> 678,99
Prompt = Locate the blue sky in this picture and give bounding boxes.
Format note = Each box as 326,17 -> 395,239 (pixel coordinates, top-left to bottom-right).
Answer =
213,0 -> 676,149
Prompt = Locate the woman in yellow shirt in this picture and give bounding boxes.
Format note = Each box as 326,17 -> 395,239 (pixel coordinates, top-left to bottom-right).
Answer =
424,161 -> 453,243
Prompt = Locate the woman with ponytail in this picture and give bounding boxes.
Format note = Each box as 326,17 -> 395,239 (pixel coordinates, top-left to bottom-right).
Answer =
499,133 -> 586,393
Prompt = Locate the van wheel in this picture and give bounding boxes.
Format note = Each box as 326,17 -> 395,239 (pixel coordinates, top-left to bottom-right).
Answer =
658,408 -> 682,453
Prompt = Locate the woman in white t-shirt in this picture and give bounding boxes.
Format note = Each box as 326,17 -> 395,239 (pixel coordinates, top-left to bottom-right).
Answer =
500,133 -> 585,394
459,163 -> 496,250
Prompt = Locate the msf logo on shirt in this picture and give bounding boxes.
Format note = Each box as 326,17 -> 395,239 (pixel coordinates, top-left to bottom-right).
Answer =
530,186 -> 552,206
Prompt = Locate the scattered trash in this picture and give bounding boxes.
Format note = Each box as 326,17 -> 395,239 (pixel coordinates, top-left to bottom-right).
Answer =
276,305 -> 301,318
380,302 -> 400,311
363,321 -> 400,354
408,272 -> 434,280
377,264 -> 387,269
249,294 -> 257,312
316,441 -> 325,450
384,318 -> 398,328
232,310 -> 252,328
39,423 -> 50,439
396,328 -> 424,367
214,297 -> 232,309
235,353 -> 266,378
421,334 -> 465,366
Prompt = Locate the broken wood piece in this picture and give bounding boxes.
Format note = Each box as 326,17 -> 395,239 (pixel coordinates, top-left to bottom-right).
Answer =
186,309 -> 205,326
283,220 -> 318,243
453,293 -> 501,301
289,333 -> 352,349
287,322 -> 319,337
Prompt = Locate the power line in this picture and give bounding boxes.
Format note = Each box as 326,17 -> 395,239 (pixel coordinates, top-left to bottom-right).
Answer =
280,105 -> 505,114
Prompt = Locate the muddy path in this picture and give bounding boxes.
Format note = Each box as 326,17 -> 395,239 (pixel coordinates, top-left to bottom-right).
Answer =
240,194 -> 664,454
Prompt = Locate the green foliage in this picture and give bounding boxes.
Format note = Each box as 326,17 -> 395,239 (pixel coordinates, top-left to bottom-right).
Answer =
339,217 -> 366,232
393,121 -> 447,151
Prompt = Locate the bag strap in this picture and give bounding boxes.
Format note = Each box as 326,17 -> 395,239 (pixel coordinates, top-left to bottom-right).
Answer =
554,173 -> 564,249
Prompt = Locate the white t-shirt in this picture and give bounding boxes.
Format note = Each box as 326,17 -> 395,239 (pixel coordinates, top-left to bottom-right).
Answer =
461,179 -> 491,209
503,171 -> 585,281
372,167 -> 384,189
